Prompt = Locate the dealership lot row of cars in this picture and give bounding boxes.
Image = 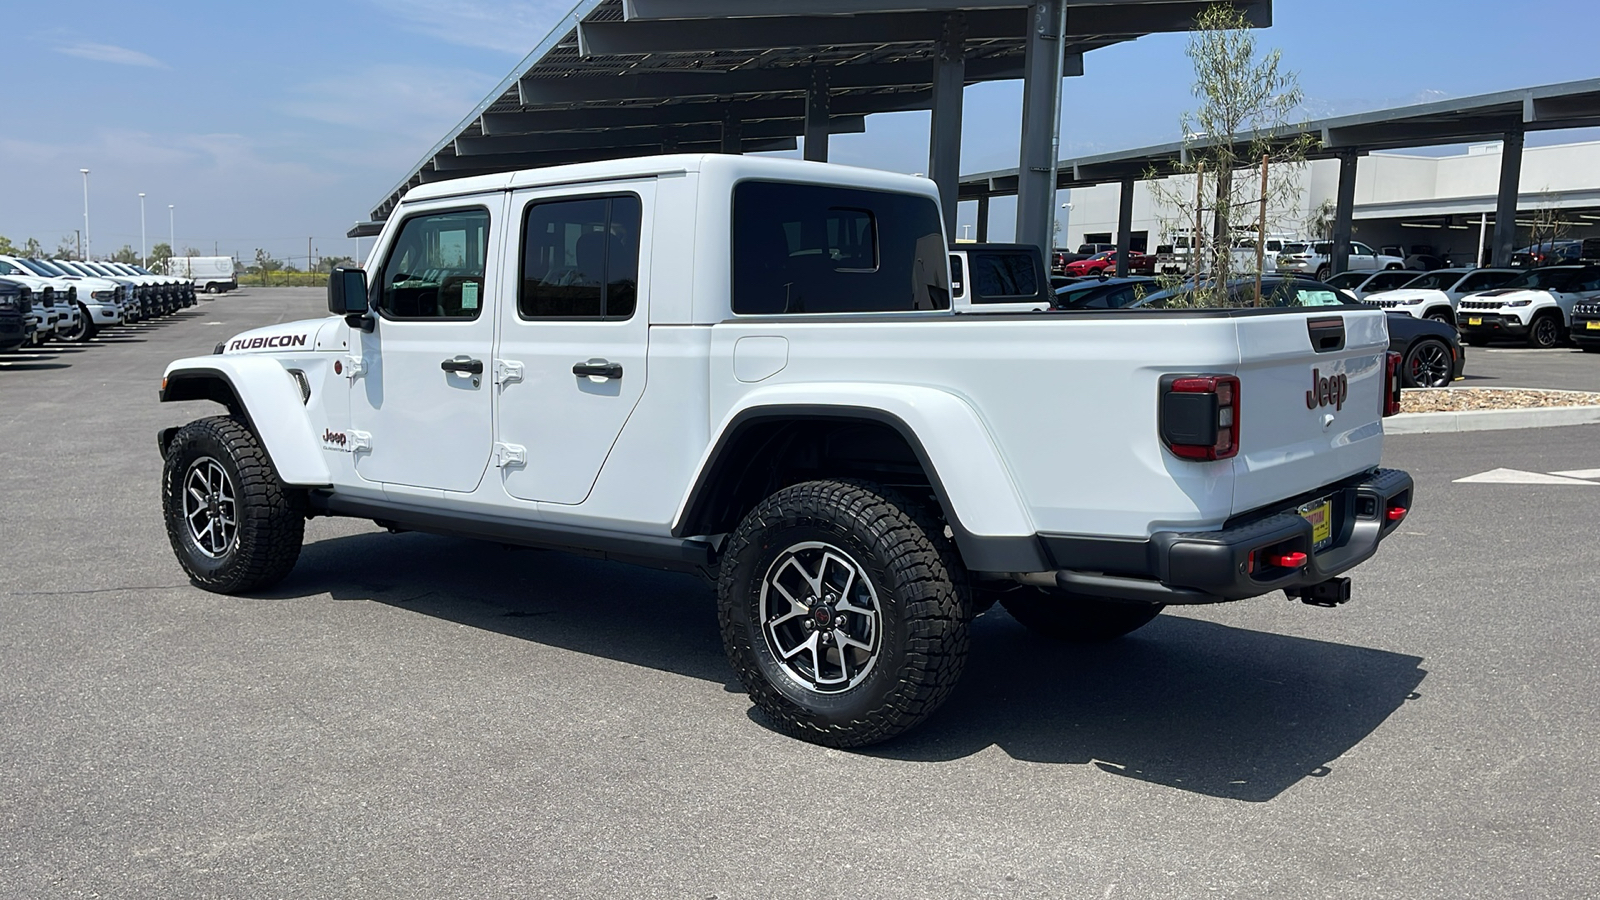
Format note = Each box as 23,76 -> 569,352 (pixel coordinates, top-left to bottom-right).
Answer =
0,258 -> 202,352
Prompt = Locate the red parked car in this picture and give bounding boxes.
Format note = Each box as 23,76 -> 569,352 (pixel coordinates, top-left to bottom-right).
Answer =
1063,250 -> 1153,277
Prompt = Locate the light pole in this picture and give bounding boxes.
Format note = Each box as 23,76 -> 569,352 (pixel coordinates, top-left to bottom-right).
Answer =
139,193 -> 147,267
80,169 -> 91,260
168,205 -> 176,267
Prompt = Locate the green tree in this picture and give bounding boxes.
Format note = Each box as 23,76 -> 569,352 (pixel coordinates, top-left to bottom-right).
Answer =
254,248 -> 282,286
0,236 -> 18,256
149,242 -> 174,273
318,255 -> 354,273
111,245 -> 139,264
1148,3 -> 1313,305
22,237 -> 44,258
55,235 -> 80,260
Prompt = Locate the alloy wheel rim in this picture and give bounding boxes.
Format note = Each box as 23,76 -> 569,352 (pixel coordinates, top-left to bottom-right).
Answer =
182,457 -> 238,559
1535,318 -> 1557,345
759,541 -> 882,694
1410,343 -> 1451,387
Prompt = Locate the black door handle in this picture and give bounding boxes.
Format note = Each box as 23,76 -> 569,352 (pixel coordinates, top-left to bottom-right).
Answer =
440,358 -> 484,375
572,360 -> 623,379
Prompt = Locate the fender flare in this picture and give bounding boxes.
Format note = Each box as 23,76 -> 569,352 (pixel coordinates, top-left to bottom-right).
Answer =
673,384 -> 1045,572
160,356 -> 331,486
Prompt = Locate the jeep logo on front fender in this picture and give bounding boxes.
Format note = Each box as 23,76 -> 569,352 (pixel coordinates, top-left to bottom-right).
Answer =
1306,368 -> 1348,411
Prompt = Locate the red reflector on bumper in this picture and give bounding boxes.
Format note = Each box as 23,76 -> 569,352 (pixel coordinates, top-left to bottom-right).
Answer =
1268,551 -> 1307,568
1386,506 -> 1408,521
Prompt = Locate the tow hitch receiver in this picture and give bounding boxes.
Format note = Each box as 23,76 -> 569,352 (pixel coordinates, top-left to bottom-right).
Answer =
1289,576 -> 1352,607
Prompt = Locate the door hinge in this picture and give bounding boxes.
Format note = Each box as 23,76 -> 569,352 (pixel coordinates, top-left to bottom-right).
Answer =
493,442 -> 527,468
347,430 -> 372,453
494,360 -> 524,386
341,355 -> 367,379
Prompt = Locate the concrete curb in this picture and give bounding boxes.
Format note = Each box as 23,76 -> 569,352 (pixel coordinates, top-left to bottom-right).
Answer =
1385,404 -> 1600,434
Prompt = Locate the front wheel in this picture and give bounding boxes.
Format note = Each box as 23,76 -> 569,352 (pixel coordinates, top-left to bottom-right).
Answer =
1527,314 -> 1563,349
999,588 -> 1163,642
162,416 -> 305,594
65,304 -> 96,342
1403,338 -> 1454,388
718,480 -> 970,748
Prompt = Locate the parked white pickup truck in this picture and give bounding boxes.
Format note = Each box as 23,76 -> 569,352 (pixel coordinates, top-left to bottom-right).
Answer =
157,155 -> 1413,747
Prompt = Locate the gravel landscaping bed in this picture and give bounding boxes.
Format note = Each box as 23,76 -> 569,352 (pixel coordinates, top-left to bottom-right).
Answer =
1400,387 -> 1600,414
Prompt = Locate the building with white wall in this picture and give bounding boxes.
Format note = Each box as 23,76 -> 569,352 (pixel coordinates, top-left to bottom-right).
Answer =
1060,138 -> 1600,266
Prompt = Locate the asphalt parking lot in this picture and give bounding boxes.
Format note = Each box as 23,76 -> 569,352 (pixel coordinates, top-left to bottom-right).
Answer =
3,288 -> 1598,898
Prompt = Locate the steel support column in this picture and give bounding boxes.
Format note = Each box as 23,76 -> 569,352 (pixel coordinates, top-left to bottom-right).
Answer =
720,113 -> 742,154
1331,151 -> 1358,276
1492,130 -> 1525,267
804,68 -> 830,162
928,13 -> 967,238
1115,178 -> 1135,277
976,195 -> 991,242
1014,0 -> 1067,259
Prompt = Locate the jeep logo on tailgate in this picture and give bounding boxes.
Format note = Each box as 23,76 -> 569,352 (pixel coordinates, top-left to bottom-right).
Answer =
1305,368 -> 1348,411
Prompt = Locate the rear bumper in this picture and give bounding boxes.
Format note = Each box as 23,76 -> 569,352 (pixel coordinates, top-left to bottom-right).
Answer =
1040,468 -> 1414,605
1458,312 -> 1528,338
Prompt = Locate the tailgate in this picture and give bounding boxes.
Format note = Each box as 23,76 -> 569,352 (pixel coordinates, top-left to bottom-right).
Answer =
1230,309 -> 1388,516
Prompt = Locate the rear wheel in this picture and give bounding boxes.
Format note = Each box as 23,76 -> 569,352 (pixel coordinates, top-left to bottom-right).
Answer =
1403,338 -> 1454,388
718,479 -> 970,748
1314,265 -> 1332,281
162,416 -> 305,594
1528,313 -> 1563,349
999,587 -> 1163,642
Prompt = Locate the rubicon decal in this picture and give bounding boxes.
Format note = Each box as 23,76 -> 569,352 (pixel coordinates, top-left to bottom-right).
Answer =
1306,368 -> 1348,411
228,333 -> 309,352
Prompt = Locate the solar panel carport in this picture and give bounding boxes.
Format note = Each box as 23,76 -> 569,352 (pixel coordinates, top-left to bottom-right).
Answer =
355,0 -> 1272,261
959,78 -> 1600,273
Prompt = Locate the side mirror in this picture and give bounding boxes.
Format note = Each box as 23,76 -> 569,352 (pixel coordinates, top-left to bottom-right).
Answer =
328,266 -> 374,330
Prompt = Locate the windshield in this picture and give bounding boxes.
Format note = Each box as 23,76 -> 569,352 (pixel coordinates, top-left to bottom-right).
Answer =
1281,243 -> 1309,254
1500,268 -> 1577,291
1136,279 -> 1351,309
1402,271 -> 1461,290
18,258 -> 64,277
131,265 -> 155,275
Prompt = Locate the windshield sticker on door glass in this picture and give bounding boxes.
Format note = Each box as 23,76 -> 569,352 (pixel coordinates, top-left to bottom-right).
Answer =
461,282 -> 479,309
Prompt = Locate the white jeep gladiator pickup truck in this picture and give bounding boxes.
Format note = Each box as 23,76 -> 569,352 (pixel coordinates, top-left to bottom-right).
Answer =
157,154 -> 1414,747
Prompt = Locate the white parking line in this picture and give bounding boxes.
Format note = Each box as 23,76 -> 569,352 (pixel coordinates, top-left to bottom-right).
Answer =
1454,467 -> 1600,484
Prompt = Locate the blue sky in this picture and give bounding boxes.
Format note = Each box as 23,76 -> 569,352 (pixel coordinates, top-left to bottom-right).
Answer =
4,0 -> 1599,265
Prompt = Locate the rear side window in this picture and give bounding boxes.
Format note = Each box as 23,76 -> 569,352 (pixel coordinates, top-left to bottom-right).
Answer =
732,181 -> 947,314
377,208 -> 490,320
949,254 -> 966,297
969,251 -> 1040,303
519,194 -> 642,320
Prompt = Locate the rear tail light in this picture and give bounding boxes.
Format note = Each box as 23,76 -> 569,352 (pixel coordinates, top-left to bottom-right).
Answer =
1160,374 -> 1241,461
1383,351 -> 1403,417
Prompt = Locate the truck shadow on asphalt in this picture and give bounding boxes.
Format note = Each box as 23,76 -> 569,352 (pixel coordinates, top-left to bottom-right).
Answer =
271,530 -> 1427,804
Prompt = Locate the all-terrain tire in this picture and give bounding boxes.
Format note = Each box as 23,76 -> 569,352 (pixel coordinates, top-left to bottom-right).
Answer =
162,416 -> 305,594
1527,312 -> 1564,349
999,587 -> 1163,642
718,479 -> 970,748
